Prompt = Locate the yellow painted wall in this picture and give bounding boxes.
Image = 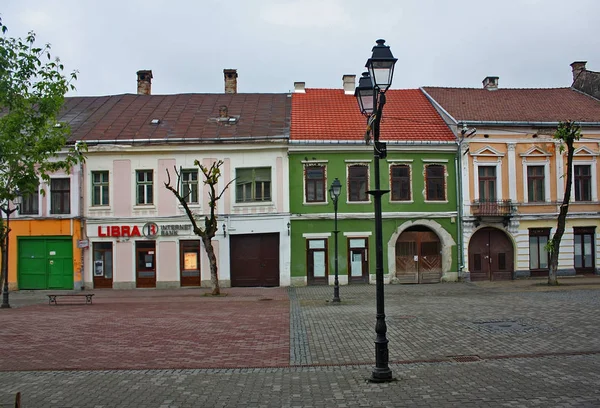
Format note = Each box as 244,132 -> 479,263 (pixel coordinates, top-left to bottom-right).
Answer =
2,219 -> 82,290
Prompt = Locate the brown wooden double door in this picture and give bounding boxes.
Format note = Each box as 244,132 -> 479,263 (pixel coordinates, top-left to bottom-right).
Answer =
395,228 -> 442,284
230,233 -> 280,287
468,227 -> 513,281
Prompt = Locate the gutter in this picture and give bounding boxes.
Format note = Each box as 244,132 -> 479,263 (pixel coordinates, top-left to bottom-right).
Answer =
459,121 -> 600,127
68,135 -> 289,145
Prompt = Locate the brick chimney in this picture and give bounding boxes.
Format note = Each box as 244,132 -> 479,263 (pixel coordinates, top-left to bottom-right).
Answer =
483,76 -> 499,91
570,61 -> 587,83
342,74 -> 356,95
136,70 -> 153,95
294,82 -> 306,93
224,69 -> 238,94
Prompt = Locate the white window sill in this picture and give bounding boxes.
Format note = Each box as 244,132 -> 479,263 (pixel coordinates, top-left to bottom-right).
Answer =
303,201 -> 329,206
233,201 -> 274,208
424,200 -> 449,204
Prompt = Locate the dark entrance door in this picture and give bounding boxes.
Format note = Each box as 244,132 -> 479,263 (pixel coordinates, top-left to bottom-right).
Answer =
574,227 -> 595,274
230,233 -> 279,287
93,242 -> 113,288
469,227 -> 513,281
180,240 -> 201,286
136,241 -> 156,288
395,227 -> 442,283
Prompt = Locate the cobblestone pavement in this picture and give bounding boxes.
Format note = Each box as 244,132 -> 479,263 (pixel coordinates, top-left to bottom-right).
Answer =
0,280 -> 599,407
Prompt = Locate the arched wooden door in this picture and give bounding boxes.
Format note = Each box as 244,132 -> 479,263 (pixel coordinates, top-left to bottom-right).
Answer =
468,227 -> 513,281
395,227 -> 442,284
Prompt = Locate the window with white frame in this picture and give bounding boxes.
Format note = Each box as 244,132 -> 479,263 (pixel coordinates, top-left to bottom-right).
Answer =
92,171 -> 109,206
574,165 -> 592,202
477,166 -> 496,201
348,164 -> 369,202
529,228 -> 550,271
236,167 -> 271,203
19,190 -> 39,215
390,164 -> 411,201
181,169 -> 199,204
50,178 -> 70,214
527,166 -> 545,202
425,164 -> 446,201
136,170 -> 154,205
304,165 -> 326,203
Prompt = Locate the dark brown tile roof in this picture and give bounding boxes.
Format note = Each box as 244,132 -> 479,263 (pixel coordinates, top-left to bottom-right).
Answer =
291,89 -> 455,142
422,87 -> 600,123
61,93 -> 291,143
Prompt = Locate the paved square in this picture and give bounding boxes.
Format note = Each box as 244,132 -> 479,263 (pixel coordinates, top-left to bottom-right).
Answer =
1,279 -> 600,407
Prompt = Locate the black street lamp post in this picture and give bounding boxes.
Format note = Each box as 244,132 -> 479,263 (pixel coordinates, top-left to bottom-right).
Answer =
329,178 -> 342,303
1,197 -> 21,309
354,39 -> 397,383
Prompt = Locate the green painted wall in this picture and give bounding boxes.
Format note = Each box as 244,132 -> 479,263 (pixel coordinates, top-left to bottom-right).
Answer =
289,147 -> 459,281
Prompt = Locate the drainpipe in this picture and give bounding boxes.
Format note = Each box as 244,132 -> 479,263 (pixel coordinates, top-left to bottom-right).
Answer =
78,143 -> 85,291
456,124 -> 475,280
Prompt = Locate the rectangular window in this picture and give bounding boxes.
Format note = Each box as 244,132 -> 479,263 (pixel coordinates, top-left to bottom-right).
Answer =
181,169 -> 199,204
136,170 -> 154,205
348,165 -> 368,202
574,227 -> 595,271
478,166 -> 496,201
527,166 -> 545,202
529,228 -> 550,270
305,165 -> 326,203
92,171 -> 109,206
574,165 -> 592,202
235,167 -> 271,203
19,191 -> 39,215
50,178 -> 70,214
307,239 -> 327,284
426,164 -> 445,201
390,165 -> 410,201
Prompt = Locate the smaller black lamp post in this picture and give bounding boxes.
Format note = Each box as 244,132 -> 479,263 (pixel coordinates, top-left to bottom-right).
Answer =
329,178 -> 342,303
1,195 -> 22,309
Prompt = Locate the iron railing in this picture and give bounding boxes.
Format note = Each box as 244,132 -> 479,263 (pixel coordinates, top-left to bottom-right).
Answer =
471,199 -> 516,217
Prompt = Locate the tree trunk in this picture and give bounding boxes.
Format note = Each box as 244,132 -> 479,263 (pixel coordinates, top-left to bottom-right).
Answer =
202,236 -> 220,295
548,137 -> 575,285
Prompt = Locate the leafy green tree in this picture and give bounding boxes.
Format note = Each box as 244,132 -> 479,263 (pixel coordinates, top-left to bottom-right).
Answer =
547,120 -> 581,285
164,160 -> 233,295
0,18 -> 84,296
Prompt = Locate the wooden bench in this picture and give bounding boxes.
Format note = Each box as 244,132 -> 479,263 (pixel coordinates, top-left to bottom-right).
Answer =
47,293 -> 94,305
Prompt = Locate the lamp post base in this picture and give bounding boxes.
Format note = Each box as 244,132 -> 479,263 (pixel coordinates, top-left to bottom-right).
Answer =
369,369 -> 394,383
0,303 -> 11,309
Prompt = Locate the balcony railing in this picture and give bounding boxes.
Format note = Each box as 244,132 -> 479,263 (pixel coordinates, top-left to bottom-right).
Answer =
471,199 -> 516,217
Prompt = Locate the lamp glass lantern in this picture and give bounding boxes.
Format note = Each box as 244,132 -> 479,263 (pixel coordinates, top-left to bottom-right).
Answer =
329,178 -> 342,202
365,39 -> 397,92
354,72 -> 375,116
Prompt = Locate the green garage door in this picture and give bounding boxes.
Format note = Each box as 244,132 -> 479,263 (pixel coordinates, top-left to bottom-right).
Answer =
19,238 -> 74,290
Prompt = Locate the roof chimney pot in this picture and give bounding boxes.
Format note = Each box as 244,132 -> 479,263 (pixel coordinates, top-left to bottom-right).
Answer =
136,70 -> 153,95
483,76 -> 499,91
342,74 -> 356,95
224,69 -> 238,94
294,82 -> 306,93
570,61 -> 587,83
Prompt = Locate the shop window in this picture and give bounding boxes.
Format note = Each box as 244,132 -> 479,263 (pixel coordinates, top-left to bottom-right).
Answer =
305,165 -> 326,203
529,228 -> 550,270
92,171 -> 109,206
50,178 -> 70,214
390,165 -> 411,201
236,167 -> 271,202
574,227 -> 595,271
181,169 -> 199,204
136,170 -> 153,205
93,242 -> 113,280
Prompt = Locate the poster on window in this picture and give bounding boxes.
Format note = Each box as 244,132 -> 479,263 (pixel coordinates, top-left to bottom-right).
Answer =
184,252 -> 198,270
94,260 -> 104,277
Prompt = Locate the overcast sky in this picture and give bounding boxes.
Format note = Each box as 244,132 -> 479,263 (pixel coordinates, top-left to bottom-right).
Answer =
3,0 -> 600,96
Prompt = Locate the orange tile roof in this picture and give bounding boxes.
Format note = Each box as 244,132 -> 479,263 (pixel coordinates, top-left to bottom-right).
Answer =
290,89 -> 455,142
422,87 -> 600,123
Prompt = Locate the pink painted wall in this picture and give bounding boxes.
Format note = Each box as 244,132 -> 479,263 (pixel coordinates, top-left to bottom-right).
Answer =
158,159 -> 177,216
201,240 -> 219,281
276,157 -> 283,212
113,160 -> 131,217
223,158 -> 231,212
115,241 -> 133,282
158,241 -> 178,281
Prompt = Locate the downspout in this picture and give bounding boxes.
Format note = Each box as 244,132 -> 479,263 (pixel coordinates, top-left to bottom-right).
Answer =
455,142 -> 463,280
78,144 -> 85,291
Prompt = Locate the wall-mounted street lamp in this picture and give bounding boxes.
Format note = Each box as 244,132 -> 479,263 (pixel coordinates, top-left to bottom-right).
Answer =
222,223 -> 227,238
355,39 -> 397,383
287,221 -> 291,236
1,195 -> 22,309
329,178 -> 342,303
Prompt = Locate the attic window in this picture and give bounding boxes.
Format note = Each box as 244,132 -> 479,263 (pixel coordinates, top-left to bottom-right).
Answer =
150,119 -> 161,125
